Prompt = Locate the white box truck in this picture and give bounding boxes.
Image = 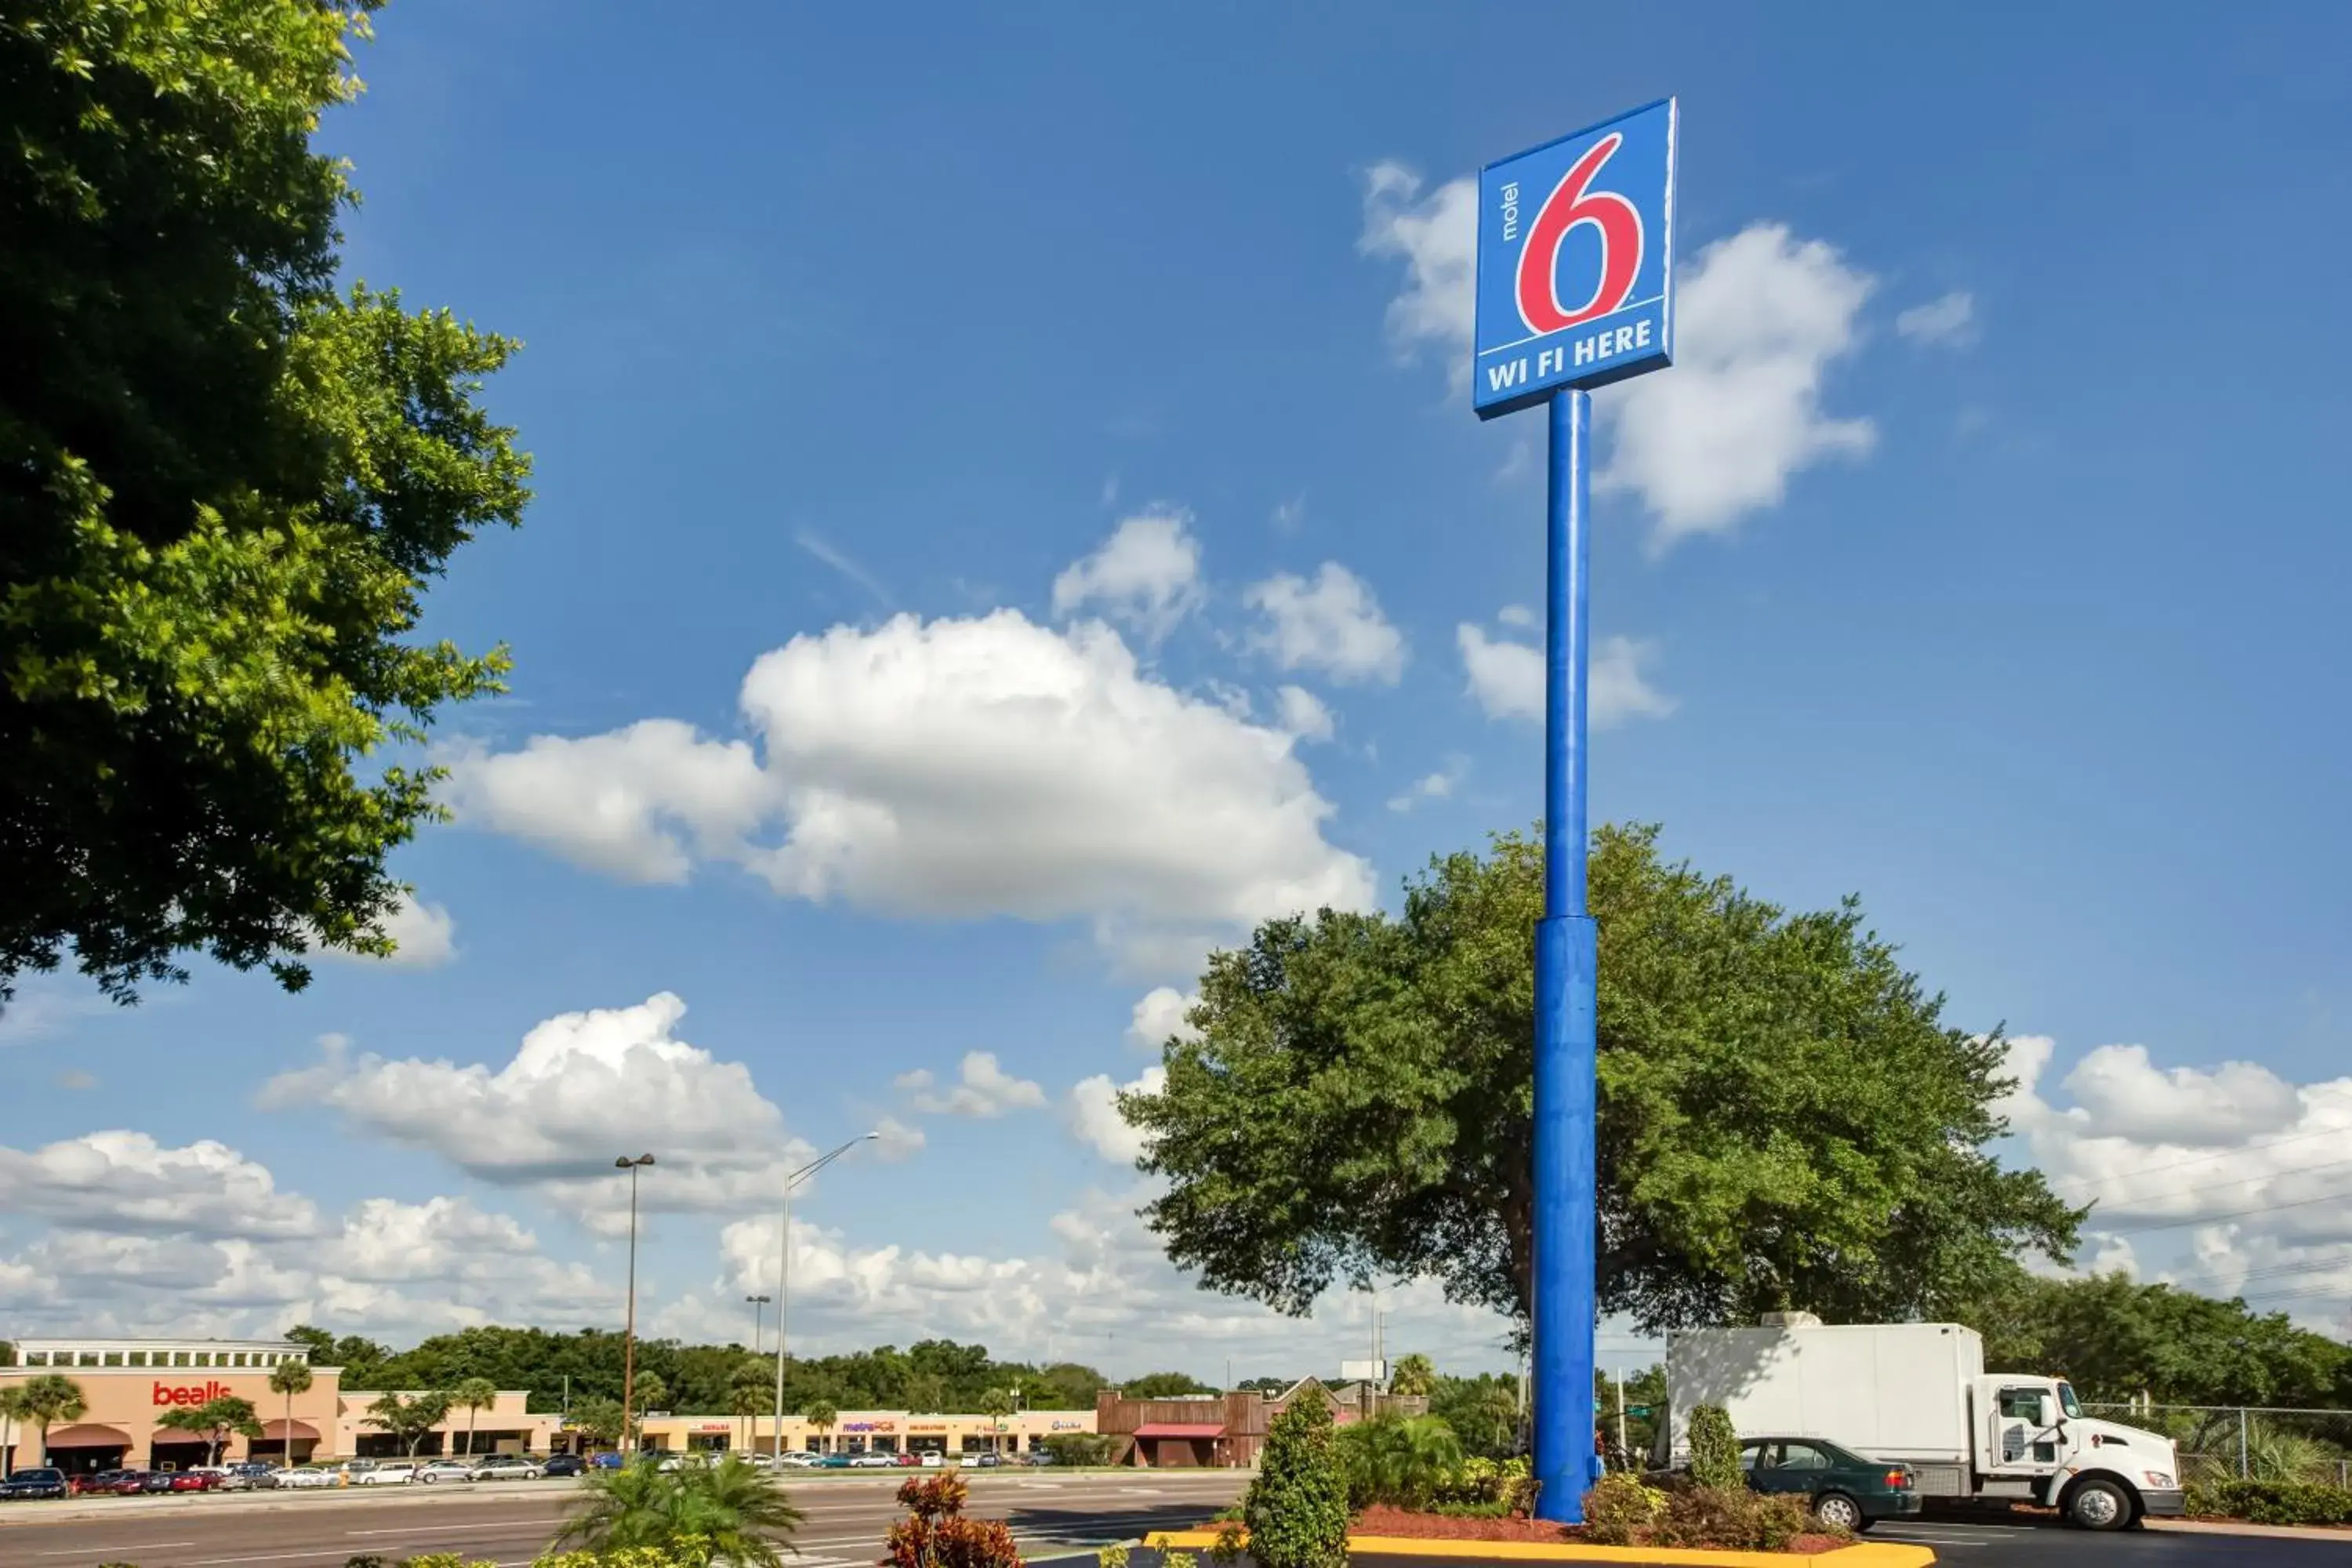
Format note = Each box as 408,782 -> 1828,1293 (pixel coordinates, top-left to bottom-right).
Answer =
1657,1316 -> 2184,1530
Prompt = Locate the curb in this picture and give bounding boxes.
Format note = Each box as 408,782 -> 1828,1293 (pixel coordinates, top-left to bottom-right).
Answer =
1145,1530 -> 1934,1567
2147,1518 -> 2352,1543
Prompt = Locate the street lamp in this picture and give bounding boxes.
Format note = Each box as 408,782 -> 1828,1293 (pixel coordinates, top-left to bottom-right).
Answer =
745,1294 -> 773,1356
615,1153 -> 656,1454
771,1131 -> 880,1455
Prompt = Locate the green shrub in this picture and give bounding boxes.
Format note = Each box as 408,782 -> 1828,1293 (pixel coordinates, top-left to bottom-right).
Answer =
1243,1387 -> 1350,1568
2185,1479 -> 2352,1526
1428,1454 -> 1535,1513
1095,1547 -> 1129,1568
1646,1485 -> 1815,1551
1685,1405 -> 1740,1492
1044,1433 -> 1116,1468
1581,1473 -> 1667,1546
882,1470 -> 1022,1568
1333,1413 -> 1462,1509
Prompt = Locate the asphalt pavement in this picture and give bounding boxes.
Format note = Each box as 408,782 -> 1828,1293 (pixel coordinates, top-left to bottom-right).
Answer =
0,1468 -> 1247,1568
1860,1512 -> 2352,1563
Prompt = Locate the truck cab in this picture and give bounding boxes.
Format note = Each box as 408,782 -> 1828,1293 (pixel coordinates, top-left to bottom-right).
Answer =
1972,1374 -> 2183,1529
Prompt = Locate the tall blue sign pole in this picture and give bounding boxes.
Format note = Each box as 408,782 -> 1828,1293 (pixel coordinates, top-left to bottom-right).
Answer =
1472,99 -> 1676,1524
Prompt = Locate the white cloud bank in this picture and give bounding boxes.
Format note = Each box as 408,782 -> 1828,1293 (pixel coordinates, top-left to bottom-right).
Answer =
0,1134 -> 612,1341
1359,171 -> 1874,544
444,611 -> 1375,969
1997,1035 -> 2352,1327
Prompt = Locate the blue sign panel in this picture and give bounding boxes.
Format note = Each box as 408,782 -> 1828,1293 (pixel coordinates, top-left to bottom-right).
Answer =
1473,99 -> 1677,419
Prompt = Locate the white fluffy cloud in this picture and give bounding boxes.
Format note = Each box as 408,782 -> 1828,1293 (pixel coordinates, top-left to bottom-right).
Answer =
1124,987 -> 1201,1054
1068,1065 -> 1167,1166
0,1138 -> 612,1340
317,891 -> 458,970
447,612 -> 1375,966
1275,684 -> 1335,743
1996,1034 -> 2352,1325
1896,289 -> 1978,347
681,1186 -> 1526,1376
1051,510 -> 1203,641
896,1051 -> 1048,1118
1245,564 -> 1406,685
260,993 -> 815,1229
1457,624 -> 1675,728
1599,225 -> 1875,542
1359,162 -> 1476,372
1388,759 -> 1467,814
441,720 -> 771,884
0,1131 -> 320,1240
1358,173 -> 1874,543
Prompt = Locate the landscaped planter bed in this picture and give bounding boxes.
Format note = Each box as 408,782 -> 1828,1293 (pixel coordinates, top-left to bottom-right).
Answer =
1348,1504 -> 1849,1552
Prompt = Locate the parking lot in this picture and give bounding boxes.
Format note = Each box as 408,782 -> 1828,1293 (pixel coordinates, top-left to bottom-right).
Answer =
1860,1514 -> 2351,1564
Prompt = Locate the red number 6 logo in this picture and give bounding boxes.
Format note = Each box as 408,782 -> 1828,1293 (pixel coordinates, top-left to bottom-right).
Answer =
1514,132 -> 1645,336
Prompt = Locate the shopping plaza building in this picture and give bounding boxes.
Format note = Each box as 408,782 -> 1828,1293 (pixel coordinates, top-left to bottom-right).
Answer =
0,1337 -> 1097,1473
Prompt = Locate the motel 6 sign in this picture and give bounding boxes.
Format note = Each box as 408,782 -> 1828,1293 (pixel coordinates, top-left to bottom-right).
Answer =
1473,99 -> 1677,417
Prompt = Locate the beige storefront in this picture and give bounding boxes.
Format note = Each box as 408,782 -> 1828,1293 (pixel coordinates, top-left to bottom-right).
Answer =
634,1407 -> 1097,1457
0,1338 -> 557,1472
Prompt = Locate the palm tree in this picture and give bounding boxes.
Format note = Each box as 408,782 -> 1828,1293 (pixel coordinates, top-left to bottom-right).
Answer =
557,1451 -> 803,1567
452,1377 -> 499,1458
268,1360 -> 314,1465
157,1396 -> 263,1466
16,1374 -> 85,1465
978,1388 -> 1014,1455
728,1381 -> 766,1454
1388,1353 -> 1436,1398
0,1385 -> 30,1478
802,1400 -> 838,1456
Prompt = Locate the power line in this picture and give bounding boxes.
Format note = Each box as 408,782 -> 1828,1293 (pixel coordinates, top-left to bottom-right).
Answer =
2047,1125 -> 2343,1193
2077,1154 -> 2352,1215
2103,1186 -> 2352,1237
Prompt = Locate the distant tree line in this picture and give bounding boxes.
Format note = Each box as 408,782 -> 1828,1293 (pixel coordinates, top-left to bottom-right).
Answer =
285,1327 -> 1116,1417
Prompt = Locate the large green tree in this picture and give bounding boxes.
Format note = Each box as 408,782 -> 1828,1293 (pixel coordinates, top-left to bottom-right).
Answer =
157,1394 -> 263,1465
1123,825 -> 2082,1333
1963,1272 -> 2352,1407
365,1389 -> 451,1457
1,0 -> 531,1009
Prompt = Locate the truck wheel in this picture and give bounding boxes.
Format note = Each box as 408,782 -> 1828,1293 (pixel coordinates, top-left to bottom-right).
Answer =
2066,1479 -> 2132,1530
1812,1491 -> 1866,1533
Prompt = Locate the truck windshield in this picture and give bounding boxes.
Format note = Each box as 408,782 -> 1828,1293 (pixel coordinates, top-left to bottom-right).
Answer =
2056,1382 -> 2083,1419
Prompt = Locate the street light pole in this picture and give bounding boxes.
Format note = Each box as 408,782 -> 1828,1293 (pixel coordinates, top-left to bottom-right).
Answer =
615,1154 -> 655,1457
771,1131 -> 880,1455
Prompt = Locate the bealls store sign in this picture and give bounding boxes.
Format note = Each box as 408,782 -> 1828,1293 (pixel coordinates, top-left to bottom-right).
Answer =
153,1380 -> 247,1406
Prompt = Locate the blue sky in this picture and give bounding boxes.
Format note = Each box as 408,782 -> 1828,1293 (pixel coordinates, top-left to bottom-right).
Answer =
5,3 -> 2350,1377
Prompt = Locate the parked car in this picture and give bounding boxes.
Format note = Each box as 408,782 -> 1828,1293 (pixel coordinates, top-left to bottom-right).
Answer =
0,1467 -> 69,1501
354,1461 -> 416,1486
1028,1451 -> 1057,1466
919,1451 -> 947,1468
848,1451 -> 897,1469
226,1461 -> 281,1490
169,1469 -> 224,1492
815,1452 -> 853,1469
69,1469 -> 129,1496
277,1465 -> 339,1489
966,1452 -> 1001,1468
1737,1437 -> 1922,1533
541,1453 -> 587,1478
892,1451 -> 920,1467
415,1460 -> 477,1484
140,1469 -> 179,1493
473,1456 -> 546,1482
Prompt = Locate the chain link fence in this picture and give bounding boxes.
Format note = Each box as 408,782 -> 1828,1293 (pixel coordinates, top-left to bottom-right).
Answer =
2085,1403 -> 2352,1488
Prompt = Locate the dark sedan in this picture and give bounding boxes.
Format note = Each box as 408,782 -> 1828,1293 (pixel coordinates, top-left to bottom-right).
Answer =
1738,1436 -> 1922,1532
0,1466 -> 69,1500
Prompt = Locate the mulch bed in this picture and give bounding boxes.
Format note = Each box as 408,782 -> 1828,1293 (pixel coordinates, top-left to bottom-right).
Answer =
1336,1505 -> 1849,1553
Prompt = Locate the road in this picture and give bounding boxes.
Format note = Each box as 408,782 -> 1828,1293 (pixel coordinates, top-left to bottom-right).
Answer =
0,1469 -> 1247,1568
1861,1512 -> 2352,1563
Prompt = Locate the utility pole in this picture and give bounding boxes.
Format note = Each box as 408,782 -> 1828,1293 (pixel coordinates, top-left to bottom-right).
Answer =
1614,1368 -> 1628,1471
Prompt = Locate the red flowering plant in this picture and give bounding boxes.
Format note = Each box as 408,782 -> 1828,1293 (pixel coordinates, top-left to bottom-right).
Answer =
881,1472 -> 1023,1568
